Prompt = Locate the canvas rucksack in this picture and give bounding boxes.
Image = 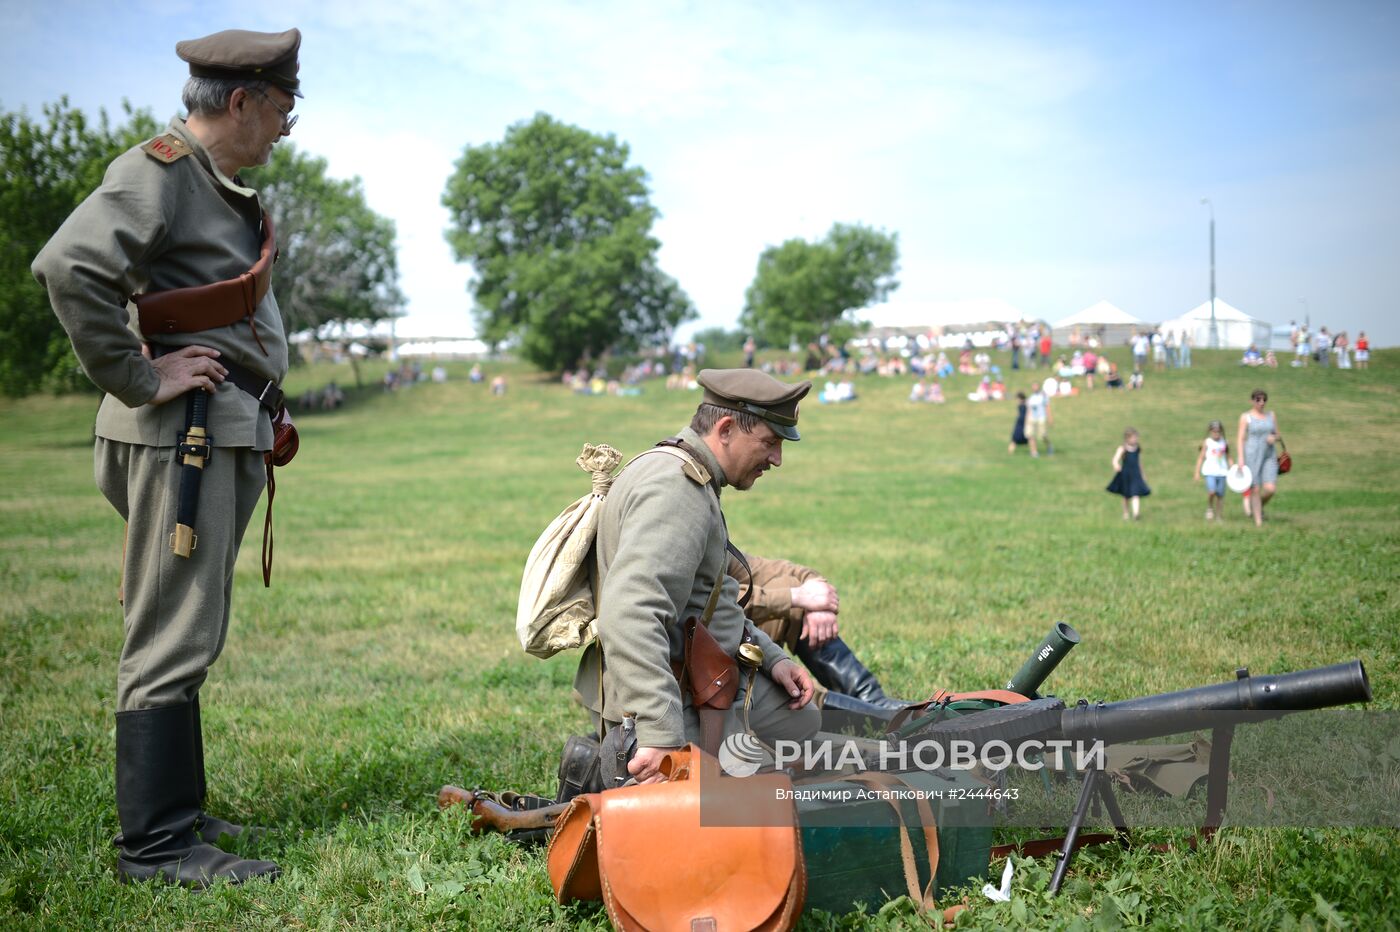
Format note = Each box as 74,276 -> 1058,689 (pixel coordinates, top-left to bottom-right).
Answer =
516,439 -> 744,659
516,443 -> 624,658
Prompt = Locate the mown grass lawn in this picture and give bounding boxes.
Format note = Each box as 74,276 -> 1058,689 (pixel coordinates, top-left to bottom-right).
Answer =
1,347 -> 1396,929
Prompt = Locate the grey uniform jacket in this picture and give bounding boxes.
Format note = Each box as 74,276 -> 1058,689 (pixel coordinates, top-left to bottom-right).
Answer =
574,427 -> 786,748
32,118 -> 288,450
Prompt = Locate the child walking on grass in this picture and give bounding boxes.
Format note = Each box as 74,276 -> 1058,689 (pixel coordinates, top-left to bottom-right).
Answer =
1107,427 -> 1151,520
1194,420 -> 1232,521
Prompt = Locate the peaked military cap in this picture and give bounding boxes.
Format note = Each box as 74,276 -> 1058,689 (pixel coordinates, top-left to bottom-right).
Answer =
698,368 -> 812,441
177,28 -> 303,97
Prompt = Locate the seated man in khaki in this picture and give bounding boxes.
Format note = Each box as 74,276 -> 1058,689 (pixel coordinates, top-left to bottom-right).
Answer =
729,553 -> 908,714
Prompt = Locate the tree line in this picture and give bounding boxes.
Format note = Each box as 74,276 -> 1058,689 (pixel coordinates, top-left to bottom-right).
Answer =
1,102 -> 898,396
1,98 -> 403,397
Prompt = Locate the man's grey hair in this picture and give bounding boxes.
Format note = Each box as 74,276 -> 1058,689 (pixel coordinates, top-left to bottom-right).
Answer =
690,403 -> 762,436
181,76 -> 272,117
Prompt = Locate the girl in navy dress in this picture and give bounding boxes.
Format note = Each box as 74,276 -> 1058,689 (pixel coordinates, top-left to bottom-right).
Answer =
1107,427 -> 1151,520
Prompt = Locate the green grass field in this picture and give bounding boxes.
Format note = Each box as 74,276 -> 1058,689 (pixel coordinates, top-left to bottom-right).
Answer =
2,348 -> 1396,929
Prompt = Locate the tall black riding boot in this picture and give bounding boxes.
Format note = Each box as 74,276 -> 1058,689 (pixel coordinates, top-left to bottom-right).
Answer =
115,702 -> 279,887
796,636 -> 909,709
190,694 -> 247,845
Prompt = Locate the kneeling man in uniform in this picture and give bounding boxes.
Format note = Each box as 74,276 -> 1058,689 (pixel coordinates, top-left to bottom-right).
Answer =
574,369 -> 822,783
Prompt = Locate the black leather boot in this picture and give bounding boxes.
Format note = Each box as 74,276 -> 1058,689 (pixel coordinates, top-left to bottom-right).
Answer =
818,689 -> 899,736
114,702 -> 280,887
796,636 -> 909,709
190,695 -> 254,845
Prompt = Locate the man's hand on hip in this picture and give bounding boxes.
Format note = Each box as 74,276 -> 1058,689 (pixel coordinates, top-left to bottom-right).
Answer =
146,344 -> 227,405
771,657 -> 815,709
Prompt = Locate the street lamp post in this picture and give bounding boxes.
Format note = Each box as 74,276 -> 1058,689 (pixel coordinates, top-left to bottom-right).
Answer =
1200,197 -> 1219,349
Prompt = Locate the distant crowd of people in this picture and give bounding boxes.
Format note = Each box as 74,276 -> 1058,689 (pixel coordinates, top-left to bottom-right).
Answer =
1287,323 -> 1369,370
563,359 -> 667,396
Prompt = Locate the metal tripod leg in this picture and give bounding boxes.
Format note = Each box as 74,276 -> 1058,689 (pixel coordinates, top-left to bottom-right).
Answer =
1200,724 -> 1235,842
1049,767 -> 1100,895
1047,765 -> 1134,896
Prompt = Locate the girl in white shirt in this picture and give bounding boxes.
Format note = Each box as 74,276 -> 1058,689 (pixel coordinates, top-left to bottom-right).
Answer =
1194,420 -> 1232,520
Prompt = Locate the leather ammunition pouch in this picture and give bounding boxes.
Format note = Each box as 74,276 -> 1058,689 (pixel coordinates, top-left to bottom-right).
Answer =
268,404 -> 298,467
548,746 -> 806,931
683,616 -> 739,710
599,720 -> 639,789
556,734 -> 604,804
134,212 -> 278,354
681,615 -> 740,758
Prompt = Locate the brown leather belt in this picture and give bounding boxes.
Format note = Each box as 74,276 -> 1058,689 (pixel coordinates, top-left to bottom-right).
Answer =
133,212 -> 277,354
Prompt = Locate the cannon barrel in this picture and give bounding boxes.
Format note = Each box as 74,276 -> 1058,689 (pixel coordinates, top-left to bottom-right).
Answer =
1060,660 -> 1371,745
1005,622 -> 1081,697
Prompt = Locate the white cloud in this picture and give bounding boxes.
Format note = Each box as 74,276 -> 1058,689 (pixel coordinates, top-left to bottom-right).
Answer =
7,0 -> 1398,343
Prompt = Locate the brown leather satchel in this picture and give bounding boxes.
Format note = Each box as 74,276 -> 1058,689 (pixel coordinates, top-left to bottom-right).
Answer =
548,746 -> 806,931
134,212 -> 278,354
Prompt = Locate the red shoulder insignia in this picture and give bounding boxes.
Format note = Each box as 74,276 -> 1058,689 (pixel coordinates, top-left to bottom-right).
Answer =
141,134 -> 192,165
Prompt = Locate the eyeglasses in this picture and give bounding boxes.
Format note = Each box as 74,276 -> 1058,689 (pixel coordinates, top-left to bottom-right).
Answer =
251,88 -> 298,133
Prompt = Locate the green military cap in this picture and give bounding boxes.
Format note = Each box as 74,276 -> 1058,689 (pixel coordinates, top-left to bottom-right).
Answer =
177,28 -> 303,97
698,368 -> 812,441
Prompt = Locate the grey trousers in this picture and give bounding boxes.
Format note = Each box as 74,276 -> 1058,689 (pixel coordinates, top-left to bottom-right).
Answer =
95,439 -> 265,711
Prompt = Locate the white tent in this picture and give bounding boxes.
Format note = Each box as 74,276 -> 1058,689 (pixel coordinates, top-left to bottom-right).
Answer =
1052,300 -> 1150,346
1159,300 -> 1271,351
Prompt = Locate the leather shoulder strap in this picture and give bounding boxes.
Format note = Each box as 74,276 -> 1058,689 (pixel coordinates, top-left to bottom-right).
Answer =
647,438 -> 712,486
847,772 -> 940,912
725,541 -> 753,610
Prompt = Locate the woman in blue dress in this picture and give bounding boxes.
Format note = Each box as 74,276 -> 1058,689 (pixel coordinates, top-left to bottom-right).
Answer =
1237,388 -> 1281,527
1106,427 -> 1151,520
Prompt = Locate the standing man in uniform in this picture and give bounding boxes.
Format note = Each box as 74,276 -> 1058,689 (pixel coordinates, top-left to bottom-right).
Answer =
32,28 -> 302,887
728,552 -> 908,713
574,370 -> 821,784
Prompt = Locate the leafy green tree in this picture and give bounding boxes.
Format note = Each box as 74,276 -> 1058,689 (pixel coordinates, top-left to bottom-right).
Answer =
741,223 -> 899,348
244,145 -> 404,343
0,99 -> 158,396
1,102 -> 401,396
442,113 -> 695,371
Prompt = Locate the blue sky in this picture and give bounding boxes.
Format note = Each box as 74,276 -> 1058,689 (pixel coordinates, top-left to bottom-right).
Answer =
4,0 -> 1397,344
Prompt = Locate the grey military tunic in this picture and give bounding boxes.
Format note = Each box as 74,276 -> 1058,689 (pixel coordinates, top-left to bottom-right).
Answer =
574,427 -> 819,749
32,118 -> 288,711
